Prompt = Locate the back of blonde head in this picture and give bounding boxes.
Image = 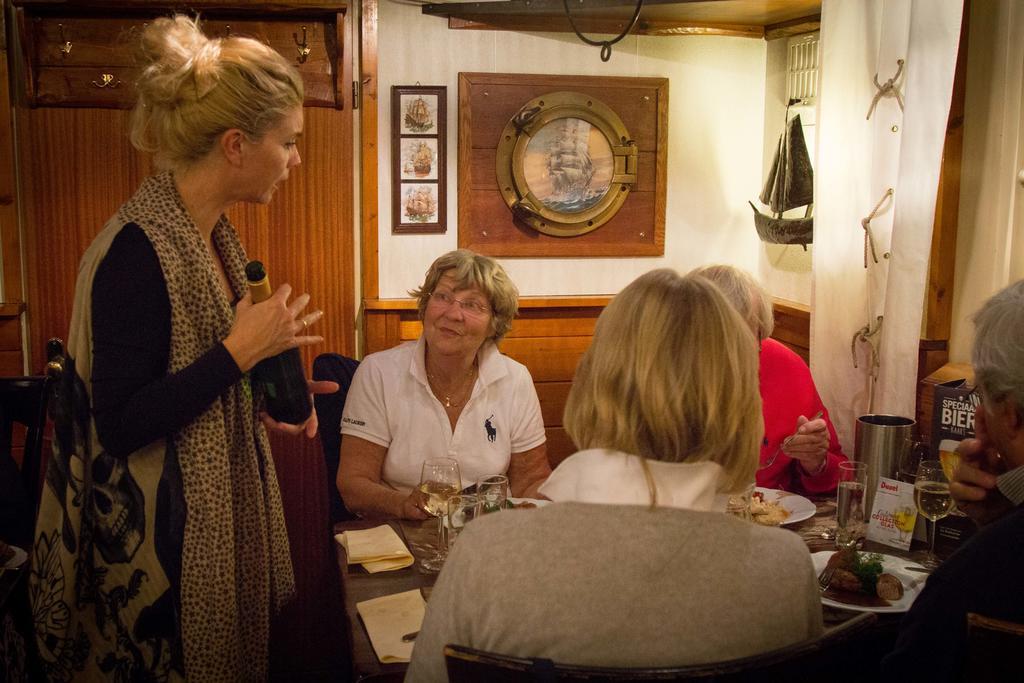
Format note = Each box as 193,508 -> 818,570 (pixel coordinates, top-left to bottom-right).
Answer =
564,269 -> 762,493
130,15 -> 304,169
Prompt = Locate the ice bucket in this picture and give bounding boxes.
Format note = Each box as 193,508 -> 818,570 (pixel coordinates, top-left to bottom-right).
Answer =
854,414 -> 915,515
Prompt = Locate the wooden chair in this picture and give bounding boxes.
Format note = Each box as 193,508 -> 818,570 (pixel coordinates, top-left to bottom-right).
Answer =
312,353 -> 360,524
964,612 -> 1024,682
0,339 -> 63,681
445,611 -> 878,682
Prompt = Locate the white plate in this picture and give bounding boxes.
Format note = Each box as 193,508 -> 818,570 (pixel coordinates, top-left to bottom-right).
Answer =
811,551 -> 927,613
507,498 -> 550,508
754,487 -> 816,526
3,545 -> 27,569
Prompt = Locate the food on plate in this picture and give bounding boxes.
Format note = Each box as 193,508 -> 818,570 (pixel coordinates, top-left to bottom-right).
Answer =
876,573 -> 905,601
505,500 -> 537,510
825,548 -> 904,603
0,539 -> 13,565
749,490 -> 790,526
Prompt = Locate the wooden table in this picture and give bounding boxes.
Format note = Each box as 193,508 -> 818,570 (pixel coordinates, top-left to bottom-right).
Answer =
334,518 -> 442,681
335,497 -> 925,680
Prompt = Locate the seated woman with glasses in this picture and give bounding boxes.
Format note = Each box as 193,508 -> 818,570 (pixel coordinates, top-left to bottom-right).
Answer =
406,270 -> 822,679
338,249 -> 549,519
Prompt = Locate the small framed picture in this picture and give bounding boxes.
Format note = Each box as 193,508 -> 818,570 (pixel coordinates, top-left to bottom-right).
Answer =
392,85 -> 446,233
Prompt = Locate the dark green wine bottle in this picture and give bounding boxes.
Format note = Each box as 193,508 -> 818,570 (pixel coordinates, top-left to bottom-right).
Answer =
245,260 -> 313,424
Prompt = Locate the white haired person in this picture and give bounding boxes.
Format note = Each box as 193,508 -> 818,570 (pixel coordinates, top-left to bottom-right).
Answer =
405,270 -> 821,681
30,16 -> 334,680
883,280 -> 1024,680
339,249 -> 549,519
695,264 -> 847,494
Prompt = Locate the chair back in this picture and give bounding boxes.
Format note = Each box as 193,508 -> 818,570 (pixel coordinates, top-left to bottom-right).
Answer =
445,611 -> 879,682
0,339 -> 63,680
312,353 -> 360,523
964,612 -> 1024,682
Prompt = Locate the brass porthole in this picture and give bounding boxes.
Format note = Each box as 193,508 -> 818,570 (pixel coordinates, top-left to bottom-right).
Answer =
495,91 -> 638,238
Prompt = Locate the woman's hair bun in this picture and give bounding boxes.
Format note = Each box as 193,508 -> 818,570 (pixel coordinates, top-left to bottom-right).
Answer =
136,15 -> 219,106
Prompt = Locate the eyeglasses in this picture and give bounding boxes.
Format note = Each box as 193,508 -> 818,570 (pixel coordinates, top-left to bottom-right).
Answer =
429,290 -> 491,318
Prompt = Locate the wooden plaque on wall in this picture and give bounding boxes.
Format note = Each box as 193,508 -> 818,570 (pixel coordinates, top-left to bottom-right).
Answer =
458,72 -> 667,257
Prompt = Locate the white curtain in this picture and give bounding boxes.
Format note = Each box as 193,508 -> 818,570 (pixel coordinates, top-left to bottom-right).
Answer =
812,0 -> 963,455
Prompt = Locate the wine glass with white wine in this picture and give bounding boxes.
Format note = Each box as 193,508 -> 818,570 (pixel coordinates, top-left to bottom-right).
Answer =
417,457 -> 461,573
914,460 -> 953,569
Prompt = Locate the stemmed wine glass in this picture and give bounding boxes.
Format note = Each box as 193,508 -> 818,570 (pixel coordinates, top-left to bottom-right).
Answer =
417,458 -> 461,573
914,460 -> 953,569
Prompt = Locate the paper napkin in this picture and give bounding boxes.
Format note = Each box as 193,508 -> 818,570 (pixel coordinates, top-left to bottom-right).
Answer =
335,525 -> 414,573
356,589 -> 426,663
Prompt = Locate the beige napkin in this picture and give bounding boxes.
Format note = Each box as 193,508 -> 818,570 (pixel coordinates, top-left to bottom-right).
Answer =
356,589 -> 426,663
335,525 -> 414,573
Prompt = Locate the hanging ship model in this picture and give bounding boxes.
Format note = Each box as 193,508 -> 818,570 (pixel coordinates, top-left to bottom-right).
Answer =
749,106 -> 814,248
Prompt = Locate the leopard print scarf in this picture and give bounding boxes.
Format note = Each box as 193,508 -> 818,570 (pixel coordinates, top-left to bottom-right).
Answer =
31,172 -> 294,681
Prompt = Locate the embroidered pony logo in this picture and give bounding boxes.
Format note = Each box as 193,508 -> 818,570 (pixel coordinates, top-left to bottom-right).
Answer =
484,415 -> 497,442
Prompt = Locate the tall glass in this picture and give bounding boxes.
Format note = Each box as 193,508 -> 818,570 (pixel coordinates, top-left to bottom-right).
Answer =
914,460 -> 953,569
417,458 -> 461,573
835,461 -> 867,549
446,494 -> 480,550
476,474 -> 509,514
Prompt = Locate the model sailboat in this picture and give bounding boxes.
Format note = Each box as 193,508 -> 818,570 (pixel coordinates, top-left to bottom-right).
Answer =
749,111 -> 814,248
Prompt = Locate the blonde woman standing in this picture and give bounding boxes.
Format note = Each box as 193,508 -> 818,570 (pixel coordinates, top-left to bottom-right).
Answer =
406,270 -> 821,680
30,16 -> 332,680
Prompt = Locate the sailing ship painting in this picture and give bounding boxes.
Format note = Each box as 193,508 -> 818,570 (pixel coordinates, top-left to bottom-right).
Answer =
523,117 -> 613,213
401,94 -> 436,133
749,112 -> 814,247
402,184 -> 438,223
401,139 -> 437,179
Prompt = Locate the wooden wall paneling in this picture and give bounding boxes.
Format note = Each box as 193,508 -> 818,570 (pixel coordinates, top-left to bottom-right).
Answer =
771,298 -> 810,362
359,0 -> 379,301
924,3 -> 968,343
1,44 -> 26,377
19,108 -> 151,369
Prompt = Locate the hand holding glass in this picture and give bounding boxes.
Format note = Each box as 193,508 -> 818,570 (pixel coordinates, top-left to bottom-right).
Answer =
914,460 -> 953,569
417,458 -> 461,573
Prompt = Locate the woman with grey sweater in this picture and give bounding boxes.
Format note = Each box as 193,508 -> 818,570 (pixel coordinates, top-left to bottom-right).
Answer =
406,269 -> 822,682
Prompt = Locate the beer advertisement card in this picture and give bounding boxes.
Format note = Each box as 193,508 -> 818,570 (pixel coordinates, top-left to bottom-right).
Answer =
867,477 -> 917,550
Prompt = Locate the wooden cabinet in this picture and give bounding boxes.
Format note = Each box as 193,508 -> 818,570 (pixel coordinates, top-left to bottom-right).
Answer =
14,4 -> 345,108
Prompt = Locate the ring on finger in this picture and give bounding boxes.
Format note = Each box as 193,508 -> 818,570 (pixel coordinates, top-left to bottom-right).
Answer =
301,317 -> 309,331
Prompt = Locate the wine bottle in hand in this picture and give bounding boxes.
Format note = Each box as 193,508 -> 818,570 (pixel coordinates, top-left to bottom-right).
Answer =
245,261 -> 313,425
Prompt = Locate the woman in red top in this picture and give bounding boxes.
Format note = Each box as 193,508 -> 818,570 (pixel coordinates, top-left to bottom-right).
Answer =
695,265 -> 847,494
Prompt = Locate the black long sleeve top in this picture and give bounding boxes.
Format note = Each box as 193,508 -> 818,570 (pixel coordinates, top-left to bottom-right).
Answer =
90,223 -> 243,457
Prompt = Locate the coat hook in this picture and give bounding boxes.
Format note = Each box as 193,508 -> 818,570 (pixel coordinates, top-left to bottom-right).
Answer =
91,73 -> 122,89
58,23 -> 72,57
293,26 -> 311,64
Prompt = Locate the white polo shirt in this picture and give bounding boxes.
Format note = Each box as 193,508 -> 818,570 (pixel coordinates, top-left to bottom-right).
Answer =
340,336 -> 546,493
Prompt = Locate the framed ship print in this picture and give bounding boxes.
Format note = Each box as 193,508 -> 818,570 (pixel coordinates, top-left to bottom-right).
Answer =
392,85 -> 447,233
458,73 -> 667,257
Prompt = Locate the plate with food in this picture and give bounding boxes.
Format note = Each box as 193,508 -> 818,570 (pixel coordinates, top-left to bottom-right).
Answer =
1,540 -> 27,569
506,498 -> 550,510
751,488 -> 816,526
812,549 -> 927,613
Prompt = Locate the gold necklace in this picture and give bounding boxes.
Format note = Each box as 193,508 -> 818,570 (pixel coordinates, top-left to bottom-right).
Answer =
426,363 -> 477,409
